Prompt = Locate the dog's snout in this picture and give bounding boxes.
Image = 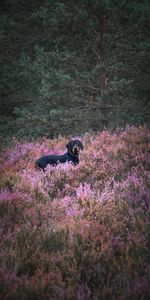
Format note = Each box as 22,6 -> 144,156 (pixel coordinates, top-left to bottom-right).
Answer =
73,145 -> 79,155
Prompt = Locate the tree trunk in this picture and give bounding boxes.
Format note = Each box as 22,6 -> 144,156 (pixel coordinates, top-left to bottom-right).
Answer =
99,18 -> 108,129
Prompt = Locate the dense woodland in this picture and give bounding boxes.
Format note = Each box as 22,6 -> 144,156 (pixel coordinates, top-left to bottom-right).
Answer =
0,0 -> 150,141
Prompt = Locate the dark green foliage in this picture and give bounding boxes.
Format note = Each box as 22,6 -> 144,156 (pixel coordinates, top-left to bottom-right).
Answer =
0,0 -> 150,141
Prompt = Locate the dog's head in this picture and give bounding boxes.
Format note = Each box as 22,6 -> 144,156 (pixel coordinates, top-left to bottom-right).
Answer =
66,140 -> 84,156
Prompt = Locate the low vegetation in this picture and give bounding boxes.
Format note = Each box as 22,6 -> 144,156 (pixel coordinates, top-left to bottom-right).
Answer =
0,126 -> 150,300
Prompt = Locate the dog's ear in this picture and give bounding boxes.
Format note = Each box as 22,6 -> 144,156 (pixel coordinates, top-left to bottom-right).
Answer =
66,141 -> 72,151
78,140 -> 84,150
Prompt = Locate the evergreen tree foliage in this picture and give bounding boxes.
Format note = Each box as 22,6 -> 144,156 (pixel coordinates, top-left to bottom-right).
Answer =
0,0 -> 150,140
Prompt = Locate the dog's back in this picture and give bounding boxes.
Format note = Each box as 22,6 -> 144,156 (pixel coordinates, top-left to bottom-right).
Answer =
36,155 -> 57,169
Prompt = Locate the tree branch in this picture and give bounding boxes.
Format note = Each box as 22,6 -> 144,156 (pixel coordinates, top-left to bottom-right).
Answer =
0,78 -> 40,97
105,22 -> 139,50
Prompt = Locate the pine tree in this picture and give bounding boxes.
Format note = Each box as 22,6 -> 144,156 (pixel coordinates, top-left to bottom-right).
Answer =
0,0 -> 149,140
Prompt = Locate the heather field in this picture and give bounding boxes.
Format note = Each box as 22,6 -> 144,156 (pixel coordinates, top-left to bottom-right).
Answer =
0,126 -> 150,300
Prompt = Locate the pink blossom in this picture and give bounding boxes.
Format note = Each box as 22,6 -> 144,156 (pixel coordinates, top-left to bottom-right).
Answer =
76,183 -> 94,200
77,284 -> 92,300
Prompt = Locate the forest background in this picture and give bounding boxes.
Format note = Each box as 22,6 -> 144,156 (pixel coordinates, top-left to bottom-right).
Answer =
0,0 -> 150,143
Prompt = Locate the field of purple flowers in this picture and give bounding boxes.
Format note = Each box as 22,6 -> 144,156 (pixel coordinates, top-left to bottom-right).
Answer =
0,126 -> 150,300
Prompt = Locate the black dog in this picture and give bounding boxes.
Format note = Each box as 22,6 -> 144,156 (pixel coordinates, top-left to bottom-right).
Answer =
36,140 -> 83,171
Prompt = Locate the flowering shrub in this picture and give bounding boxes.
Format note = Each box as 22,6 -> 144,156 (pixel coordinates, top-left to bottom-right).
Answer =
0,126 -> 150,300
